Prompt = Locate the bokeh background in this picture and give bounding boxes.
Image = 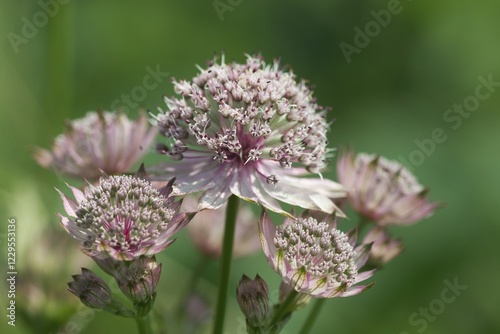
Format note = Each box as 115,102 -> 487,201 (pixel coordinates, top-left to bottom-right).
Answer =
1,1 -> 499,333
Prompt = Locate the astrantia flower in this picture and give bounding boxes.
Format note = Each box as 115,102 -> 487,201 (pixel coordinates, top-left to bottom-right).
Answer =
259,211 -> 375,298
57,174 -> 194,261
337,150 -> 439,226
151,54 -> 344,215
35,111 -> 156,180
183,195 -> 260,258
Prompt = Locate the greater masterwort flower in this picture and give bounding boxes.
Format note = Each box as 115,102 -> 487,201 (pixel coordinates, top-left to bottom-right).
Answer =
151,54 -> 344,215
57,174 -> 194,260
337,150 -> 439,226
35,111 -> 157,180
259,211 -> 375,298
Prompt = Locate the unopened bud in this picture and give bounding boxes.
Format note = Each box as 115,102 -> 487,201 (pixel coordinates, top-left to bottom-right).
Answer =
134,292 -> 157,318
114,256 -> 161,304
68,268 -> 112,309
236,274 -> 270,327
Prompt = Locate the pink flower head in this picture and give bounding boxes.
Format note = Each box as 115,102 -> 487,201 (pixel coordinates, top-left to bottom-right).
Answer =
35,111 -> 157,180
337,150 -> 439,226
259,211 -> 375,298
57,175 -> 194,261
151,54 -> 344,216
183,195 -> 261,259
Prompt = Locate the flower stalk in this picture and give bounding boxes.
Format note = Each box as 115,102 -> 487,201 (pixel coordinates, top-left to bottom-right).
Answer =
298,298 -> 326,334
269,289 -> 298,326
135,313 -> 153,334
212,195 -> 240,334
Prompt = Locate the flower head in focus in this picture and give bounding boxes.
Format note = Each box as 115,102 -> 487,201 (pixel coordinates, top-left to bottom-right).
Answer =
151,54 -> 344,216
337,149 -> 439,226
259,211 -> 375,298
183,195 -> 261,258
57,173 -> 194,261
35,111 -> 157,180
362,226 -> 404,266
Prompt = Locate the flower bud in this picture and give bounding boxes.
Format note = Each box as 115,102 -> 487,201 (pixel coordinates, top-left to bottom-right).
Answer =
236,274 -> 270,328
134,292 -> 157,318
68,268 -> 112,309
113,256 -> 161,304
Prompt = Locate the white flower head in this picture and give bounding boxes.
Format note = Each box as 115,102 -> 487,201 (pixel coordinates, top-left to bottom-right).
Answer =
259,210 -> 375,298
151,54 -> 344,216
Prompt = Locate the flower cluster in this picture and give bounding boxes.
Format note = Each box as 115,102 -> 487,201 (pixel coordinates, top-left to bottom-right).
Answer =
151,54 -> 344,215
57,174 -> 193,261
259,211 -> 375,298
337,150 -> 439,225
38,55 -> 441,334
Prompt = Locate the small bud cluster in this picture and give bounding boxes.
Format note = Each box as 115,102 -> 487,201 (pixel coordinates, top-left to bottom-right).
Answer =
274,217 -> 358,288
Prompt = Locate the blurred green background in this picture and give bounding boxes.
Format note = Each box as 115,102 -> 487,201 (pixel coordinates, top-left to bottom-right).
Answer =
1,1 -> 499,333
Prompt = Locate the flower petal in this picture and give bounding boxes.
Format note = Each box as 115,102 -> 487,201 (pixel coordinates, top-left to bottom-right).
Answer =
56,188 -> 79,217
258,210 -> 278,269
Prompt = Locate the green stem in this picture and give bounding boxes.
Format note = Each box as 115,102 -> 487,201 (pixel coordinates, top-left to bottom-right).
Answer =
212,195 -> 239,334
298,298 -> 326,334
270,289 -> 299,325
135,315 -> 151,334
